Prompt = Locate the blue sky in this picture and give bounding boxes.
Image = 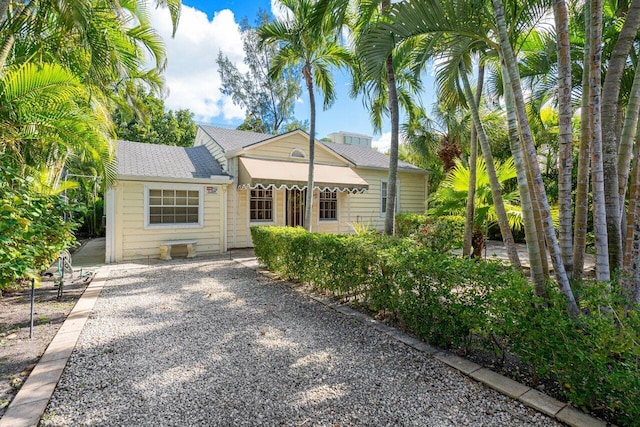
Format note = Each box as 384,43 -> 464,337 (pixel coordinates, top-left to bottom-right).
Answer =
150,0 -> 435,151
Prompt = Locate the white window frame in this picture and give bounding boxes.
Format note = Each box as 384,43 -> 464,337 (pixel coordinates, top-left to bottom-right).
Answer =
318,189 -> 338,222
144,184 -> 204,229
290,148 -> 306,159
249,187 -> 276,224
380,179 -> 400,217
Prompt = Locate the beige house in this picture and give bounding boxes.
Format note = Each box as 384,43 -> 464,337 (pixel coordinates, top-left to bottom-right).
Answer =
105,126 -> 428,262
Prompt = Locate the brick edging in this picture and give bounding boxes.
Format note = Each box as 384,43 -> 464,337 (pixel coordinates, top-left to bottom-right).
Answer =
234,258 -> 608,427
0,266 -> 110,427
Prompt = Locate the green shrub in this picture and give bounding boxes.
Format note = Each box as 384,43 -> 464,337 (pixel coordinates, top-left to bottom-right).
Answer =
0,167 -> 76,290
396,213 -> 465,252
250,225 -> 640,424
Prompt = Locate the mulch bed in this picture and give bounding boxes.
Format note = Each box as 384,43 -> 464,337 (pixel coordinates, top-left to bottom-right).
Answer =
0,275 -> 91,417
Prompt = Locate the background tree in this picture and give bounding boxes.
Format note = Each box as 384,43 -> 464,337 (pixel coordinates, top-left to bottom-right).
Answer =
113,88 -> 197,147
218,11 -> 302,135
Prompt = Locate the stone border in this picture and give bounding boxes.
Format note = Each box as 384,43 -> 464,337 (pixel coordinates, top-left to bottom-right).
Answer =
234,258 -> 608,427
0,267 -> 110,427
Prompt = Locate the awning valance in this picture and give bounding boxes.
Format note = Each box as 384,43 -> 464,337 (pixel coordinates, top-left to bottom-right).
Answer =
238,157 -> 368,193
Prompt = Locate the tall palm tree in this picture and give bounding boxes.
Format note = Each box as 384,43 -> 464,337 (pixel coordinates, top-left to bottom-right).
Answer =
588,0 -> 611,282
259,0 -> 350,231
350,0 -> 423,235
491,0 -> 579,316
574,0 -> 592,280
459,62 -> 521,267
601,0 -> 640,271
553,0 -> 574,277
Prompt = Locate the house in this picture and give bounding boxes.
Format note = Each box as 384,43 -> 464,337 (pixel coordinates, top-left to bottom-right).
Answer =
105,126 -> 428,262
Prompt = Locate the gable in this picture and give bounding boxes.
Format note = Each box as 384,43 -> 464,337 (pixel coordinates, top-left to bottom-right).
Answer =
243,132 -> 349,166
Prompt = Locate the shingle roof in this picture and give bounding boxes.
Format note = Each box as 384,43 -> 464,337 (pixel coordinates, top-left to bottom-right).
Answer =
321,141 -> 424,171
116,140 -> 227,179
198,125 -> 273,151
197,125 -> 425,172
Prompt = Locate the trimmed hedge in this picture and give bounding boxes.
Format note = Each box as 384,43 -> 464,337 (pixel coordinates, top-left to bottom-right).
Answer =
251,226 -> 640,425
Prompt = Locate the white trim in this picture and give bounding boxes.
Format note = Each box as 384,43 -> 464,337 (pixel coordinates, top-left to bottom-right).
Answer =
144,183 -> 204,229
105,187 -> 115,263
380,179 -> 400,217
238,182 -> 367,194
118,174 -> 233,185
226,129 -> 355,167
221,186 -> 228,252
248,187 -> 276,225
290,148 -> 306,158
318,189 -> 339,222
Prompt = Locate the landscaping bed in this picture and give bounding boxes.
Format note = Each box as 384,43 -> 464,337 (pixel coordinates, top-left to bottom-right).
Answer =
0,276 -> 89,417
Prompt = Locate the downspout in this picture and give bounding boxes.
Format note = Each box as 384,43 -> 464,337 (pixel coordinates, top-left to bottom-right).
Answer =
105,187 -> 115,263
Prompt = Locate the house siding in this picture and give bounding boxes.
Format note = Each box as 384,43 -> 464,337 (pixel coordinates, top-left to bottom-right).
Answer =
246,134 -> 347,166
112,180 -> 225,262
226,168 -> 426,248
194,128 -> 228,170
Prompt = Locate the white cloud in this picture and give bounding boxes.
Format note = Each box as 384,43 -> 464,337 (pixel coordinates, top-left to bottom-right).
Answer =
372,132 -> 407,153
270,0 -> 292,21
148,6 -> 247,122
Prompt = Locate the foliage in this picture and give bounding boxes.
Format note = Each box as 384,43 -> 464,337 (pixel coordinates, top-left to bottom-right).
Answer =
0,167 -> 77,291
395,213 -> 464,252
251,226 -> 640,424
218,12 -> 302,134
429,157 -> 523,232
113,87 -> 197,147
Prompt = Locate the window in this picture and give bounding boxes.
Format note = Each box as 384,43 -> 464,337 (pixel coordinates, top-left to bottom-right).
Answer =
148,188 -> 201,226
290,148 -> 305,158
381,180 -> 399,214
319,190 -> 337,220
250,188 -> 273,222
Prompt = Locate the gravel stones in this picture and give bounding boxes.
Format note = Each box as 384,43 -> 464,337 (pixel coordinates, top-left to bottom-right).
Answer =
42,260 -> 559,426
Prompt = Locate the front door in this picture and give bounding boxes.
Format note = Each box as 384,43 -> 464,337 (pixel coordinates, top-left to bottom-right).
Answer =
286,189 -> 306,227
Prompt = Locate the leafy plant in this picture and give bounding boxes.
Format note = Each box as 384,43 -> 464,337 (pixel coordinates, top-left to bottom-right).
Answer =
251,226 -> 640,424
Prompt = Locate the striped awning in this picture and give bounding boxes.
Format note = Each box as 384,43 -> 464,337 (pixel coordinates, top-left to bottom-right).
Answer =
238,157 -> 368,193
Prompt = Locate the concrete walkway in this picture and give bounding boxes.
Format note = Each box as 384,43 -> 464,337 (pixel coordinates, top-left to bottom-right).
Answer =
455,240 -> 596,273
71,238 -> 105,269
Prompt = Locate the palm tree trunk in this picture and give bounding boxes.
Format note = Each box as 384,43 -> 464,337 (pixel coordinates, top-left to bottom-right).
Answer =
492,0 -> 579,316
463,64 -> 484,258
623,144 -> 640,305
618,62 -> 640,217
502,63 -> 546,295
601,0 -> 640,271
553,0 -> 574,277
460,63 -> 520,267
383,0 -> 399,236
590,0 -> 612,282
574,0 -> 592,280
384,55 -> 400,235
303,63 -> 315,232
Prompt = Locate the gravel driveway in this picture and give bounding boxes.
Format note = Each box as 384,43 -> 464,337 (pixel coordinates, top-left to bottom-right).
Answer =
42,259 -> 559,426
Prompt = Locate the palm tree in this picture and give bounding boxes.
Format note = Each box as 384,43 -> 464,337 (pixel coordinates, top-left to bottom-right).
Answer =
573,0 -> 592,280
350,0 -> 424,235
491,0 -> 579,316
429,157 -> 523,258
601,0 -> 640,271
259,0 -> 350,231
587,0 -> 611,282
553,0 -> 574,277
